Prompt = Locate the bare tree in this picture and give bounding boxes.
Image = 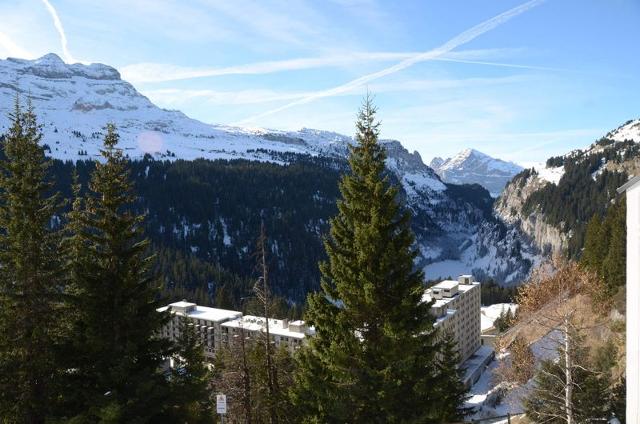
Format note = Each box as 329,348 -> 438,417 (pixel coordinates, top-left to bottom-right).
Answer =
498,259 -> 612,423
253,222 -> 279,424
213,324 -> 253,424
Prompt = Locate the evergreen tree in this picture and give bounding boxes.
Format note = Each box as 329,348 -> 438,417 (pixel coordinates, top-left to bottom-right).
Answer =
601,198 -> 625,293
581,199 -> 626,296
580,214 -> 605,271
0,99 -> 66,422
524,327 -> 610,423
431,332 -> 470,421
165,316 -> 214,422
291,96 -> 466,423
68,124 -> 172,421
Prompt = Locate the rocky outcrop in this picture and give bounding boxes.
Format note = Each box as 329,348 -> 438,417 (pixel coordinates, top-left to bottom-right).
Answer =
495,170 -> 568,255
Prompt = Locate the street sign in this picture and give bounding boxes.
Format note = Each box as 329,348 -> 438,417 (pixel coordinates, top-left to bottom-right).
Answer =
216,394 -> 227,414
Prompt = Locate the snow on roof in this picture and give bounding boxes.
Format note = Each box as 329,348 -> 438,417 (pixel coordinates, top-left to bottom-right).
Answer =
458,282 -> 479,293
432,280 -> 459,290
188,306 -> 242,323
618,175 -> 640,193
168,300 -> 196,308
159,303 -> 242,323
222,315 -> 307,339
434,309 -> 456,326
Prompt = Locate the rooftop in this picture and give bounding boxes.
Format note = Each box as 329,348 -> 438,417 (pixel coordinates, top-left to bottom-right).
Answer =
158,303 -> 242,323
617,175 -> 640,193
433,280 -> 459,290
222,315 -> 307,339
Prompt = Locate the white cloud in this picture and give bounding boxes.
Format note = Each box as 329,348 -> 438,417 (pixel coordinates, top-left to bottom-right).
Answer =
40,0 -> 76,63
235,0 -> 547,125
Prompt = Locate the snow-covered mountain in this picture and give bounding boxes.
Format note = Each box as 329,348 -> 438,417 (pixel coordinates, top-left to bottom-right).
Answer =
430,149 -> 523,197
495,118 -> 640,255
0,53 -> 538,285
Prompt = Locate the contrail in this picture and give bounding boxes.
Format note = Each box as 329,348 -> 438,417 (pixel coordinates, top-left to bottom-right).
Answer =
41,0 -> 75,63
235,0 -> 546,125
0,31 -> 34,59
431,57 -> 562,72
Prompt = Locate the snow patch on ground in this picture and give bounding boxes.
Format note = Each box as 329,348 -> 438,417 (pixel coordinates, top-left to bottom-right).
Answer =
466,329 -> 562,420
481,303 -> 518,332
534,164 -> 564,185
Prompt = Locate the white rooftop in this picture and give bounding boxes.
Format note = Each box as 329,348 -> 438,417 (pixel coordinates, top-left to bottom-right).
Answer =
158,302 -> 242,323
433,280 -> 459,290
458,282 -> 479,292
167,300 -> 195,308
222,315 -> 307,339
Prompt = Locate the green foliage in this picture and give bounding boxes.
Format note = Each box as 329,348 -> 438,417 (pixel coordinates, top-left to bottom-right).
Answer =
0,98 -> 67,422
444,182 -> 494,219
47,154 -> 343,305
581,198 -> 626,295
481,279 -> 517,305
522,140 -> 633,257
545,155 -> 565,168
65,124 -> 174,421
291,97 -> 466,423
493,308 -> 515,333
165,316 -> 214,423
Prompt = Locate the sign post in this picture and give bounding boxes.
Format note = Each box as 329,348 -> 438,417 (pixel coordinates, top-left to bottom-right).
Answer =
216,394 -> 227,423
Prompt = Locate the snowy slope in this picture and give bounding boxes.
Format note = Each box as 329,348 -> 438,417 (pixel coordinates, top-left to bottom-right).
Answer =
607,118 -> 640,142
481,303 -> 518,331
430,148 -> 522,197
0,53 -> 537,285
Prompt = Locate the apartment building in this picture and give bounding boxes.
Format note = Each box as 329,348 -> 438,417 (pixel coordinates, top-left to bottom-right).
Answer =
221,315 -> 311,354
157,300 -> 311,358
423,274 -> 481,363
157,301 -> 242,359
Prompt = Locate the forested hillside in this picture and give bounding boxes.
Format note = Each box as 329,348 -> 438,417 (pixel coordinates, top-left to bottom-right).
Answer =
46,155 -> 342,308
496,119 -> 639,258
42,153 -> 533,309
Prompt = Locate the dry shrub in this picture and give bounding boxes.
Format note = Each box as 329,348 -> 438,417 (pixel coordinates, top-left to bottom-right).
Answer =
495,335 -> 535,386
516,256 -> 610,318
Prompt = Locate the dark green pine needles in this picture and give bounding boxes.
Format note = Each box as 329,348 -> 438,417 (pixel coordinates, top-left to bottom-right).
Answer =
65,123 -> 174,421
0,99 -> 66,422
291,96 -> 467,423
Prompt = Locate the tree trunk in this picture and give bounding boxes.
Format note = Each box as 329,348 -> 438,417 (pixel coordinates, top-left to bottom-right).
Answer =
564,315 -> 573,424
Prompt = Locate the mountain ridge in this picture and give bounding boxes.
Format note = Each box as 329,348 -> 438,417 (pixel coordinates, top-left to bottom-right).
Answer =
430,148 -> 523,197
0,53 -> 538,286
495,118 -> 640,256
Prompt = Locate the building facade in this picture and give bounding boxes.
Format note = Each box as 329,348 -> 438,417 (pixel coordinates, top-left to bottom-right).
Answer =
618,176 -> 640,424
157,301 -> 311,359
423,275 -> 482,363
221,315 -> 309,354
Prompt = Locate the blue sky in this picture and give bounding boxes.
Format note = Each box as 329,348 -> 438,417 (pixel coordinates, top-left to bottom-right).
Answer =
0,0 -> 638,165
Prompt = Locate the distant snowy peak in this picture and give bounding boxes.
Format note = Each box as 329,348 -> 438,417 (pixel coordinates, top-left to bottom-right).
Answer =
4,53 -> 121,81
430,148 -> 523,197
0,53 -> 535,286
0,53 -> 445,197
606,118 -> 640,143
